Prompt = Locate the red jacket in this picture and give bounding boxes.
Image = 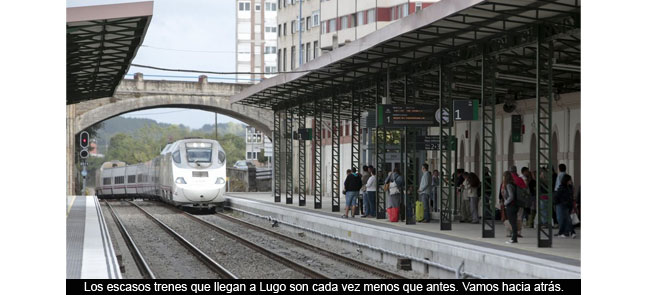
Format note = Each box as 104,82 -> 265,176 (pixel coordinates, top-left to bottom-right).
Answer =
511,173 -> 527,189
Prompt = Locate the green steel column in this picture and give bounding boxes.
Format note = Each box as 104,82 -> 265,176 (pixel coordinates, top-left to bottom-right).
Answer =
481,51 -> 497,238
351,89 -> 361,215
375,80 -> 387,219
273,111 -> 281,202
298,105 -> 306,207
536,26 -> 554,248
439,66 -> 453,230
313,99 -> 323,209
331,95 -> 341,212
404,75 -> 416,225
285,108 -> 294,204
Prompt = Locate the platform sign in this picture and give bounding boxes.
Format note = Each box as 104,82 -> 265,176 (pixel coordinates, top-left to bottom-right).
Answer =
298,128 -> 313,140
511,115 -> 522,142
415,135 -> 457,151
377,104 -> 447,127
452,99 -> 479,121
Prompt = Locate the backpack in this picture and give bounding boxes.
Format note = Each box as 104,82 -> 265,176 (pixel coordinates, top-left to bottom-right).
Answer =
514,184 -> 531,208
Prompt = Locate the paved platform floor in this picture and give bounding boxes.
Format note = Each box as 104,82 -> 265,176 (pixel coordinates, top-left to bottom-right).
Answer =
226,192 -> 580,265
66,195 -> 122,279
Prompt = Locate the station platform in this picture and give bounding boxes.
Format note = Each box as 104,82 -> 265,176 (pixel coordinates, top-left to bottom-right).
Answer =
225,192 -> 581,279
66,195 -> 122,279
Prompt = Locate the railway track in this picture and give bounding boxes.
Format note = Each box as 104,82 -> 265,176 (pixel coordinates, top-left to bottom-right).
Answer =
103,200 -> 237,279
133,201 -> 325,279
209,210 -> 409,279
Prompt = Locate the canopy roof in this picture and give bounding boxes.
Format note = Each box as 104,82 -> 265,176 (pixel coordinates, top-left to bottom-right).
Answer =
231,0 -> 580,113
67,1 -> 153,104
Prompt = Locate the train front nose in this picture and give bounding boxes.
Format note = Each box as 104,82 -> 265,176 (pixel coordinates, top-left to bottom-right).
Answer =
178,185 -> 220,202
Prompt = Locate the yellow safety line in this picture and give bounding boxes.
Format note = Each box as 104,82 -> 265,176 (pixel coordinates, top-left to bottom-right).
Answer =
66,195 -> 78,218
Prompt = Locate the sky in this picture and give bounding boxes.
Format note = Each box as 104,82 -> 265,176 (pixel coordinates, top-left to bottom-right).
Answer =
67,0 -> 246,129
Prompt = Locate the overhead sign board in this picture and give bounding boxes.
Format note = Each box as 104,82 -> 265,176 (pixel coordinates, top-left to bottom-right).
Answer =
377,104 -> 451,127
452,99 -> 479,121
511,115 -> 522,142
415,135 -> 457,151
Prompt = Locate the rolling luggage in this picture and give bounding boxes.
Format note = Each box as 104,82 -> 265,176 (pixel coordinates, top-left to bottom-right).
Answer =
415,201 -> 424,222
387,207 -> 399,222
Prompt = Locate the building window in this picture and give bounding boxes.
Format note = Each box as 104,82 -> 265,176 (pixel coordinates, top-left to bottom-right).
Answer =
300,19 -> 304,32
278,49 -> 281,70
329,19 -> 336,32
313,11 -> 320,27
255,4 -> 261,11
291,46 -> 296,69
128,175 -> 136,184
278,24 -> 281,36
114,176 -> 124,184
103,177 -> 111,185
313,41 -> 318,59
283,48 -> 287,71
306,42 -> 311,62
351,13 -> 357,28
265,26 -> 277,33
416,2 -> 422,11
247,152 -> 252,159
321,21 -> 326,33
265,66 -> 277,73
291,20 -> 296,34
306,16 -> 311,30
238,2 -> 250,11
357,11 -> 364,26
403,3 -> 409,17
367,9 -> 376,23
265,46 -> 276,54
340,16 -> 347,30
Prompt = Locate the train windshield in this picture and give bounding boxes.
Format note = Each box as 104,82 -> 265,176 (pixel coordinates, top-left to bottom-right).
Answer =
185,143 -> 213,163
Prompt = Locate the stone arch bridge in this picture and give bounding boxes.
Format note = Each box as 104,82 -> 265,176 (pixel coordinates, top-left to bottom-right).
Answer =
66,74 -> 273,195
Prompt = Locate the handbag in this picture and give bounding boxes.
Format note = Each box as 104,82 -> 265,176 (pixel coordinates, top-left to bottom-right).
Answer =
383,183 -> 390,192
389,181 -> 400,195
570,212 -> 580,225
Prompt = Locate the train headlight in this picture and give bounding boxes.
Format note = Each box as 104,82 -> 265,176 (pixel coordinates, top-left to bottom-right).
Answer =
216,177 -> 225,184
175,177 -> 187,184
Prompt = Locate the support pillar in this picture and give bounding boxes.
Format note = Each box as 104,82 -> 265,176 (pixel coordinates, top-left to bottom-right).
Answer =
537,26 -> 554,248
481,51 -> 497,238
273,111 -> 281,202
351,89 -> 361,215
285,109 -> 293,204
331,96 -> 341,212
313,99 -> 323,209
375,80 -> 387,219
298,105 -> 306,206
403,75 -> 417,225
439,66 -> 453,230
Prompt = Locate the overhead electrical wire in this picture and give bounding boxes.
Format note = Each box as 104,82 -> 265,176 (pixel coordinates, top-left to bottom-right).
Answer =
130,63 -> 313,75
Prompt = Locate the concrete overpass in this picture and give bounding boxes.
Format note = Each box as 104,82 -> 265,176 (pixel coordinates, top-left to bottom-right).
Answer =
66,74 -> 274,195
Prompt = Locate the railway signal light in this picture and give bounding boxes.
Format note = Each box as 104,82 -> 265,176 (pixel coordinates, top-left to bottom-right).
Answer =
80,149 -> 89,159
80,131 -> 89,148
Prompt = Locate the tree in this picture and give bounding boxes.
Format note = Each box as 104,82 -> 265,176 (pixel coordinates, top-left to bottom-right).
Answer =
257,148 -> 267,164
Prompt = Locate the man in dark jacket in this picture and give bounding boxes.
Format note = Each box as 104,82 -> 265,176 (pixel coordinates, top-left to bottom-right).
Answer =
343,168 -> 362,218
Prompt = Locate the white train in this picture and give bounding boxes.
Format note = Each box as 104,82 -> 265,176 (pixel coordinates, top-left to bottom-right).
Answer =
95,138 -> 227,210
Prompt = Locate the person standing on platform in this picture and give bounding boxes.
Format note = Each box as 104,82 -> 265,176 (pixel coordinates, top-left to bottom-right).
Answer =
385,168 -> 404,210
465,172 -> 481,224
417,164 -> 432,223
502,171 -> 519,244
554,174 -> 576,238
523,167 -> 537,228
360,165 -> 371,218
509,166 -> 526,237
343,169 -> 361,218
365,167 -> 377,218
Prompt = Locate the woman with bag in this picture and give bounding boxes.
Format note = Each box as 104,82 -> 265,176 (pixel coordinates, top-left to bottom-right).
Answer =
384,168 -> 404,222
502,171 -> 519,244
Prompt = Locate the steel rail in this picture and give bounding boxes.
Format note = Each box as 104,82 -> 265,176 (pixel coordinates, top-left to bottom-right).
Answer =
125,201 -> 238,279
103,200 -> 156,279
147,202 -> 328,279
214,211 -> 408,279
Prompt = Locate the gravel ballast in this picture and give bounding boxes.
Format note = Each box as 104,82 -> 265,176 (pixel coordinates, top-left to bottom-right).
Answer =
134,201 -> 309,279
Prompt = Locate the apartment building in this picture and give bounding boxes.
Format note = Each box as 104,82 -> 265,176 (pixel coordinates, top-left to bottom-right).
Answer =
276,0 -> 440,72
236,0 -> 278,82
245,127 -> 273,167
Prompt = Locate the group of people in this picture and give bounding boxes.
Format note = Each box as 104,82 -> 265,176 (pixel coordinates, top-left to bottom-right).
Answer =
340,163 -> 579,245
342,165 -> 377,218
499,164 -> 579,244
